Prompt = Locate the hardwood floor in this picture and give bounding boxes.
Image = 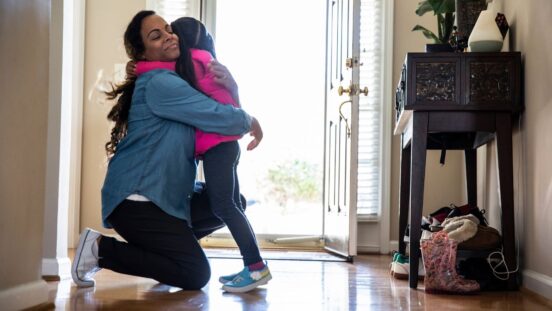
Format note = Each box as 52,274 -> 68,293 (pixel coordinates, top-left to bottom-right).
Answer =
44,252 -> 552,310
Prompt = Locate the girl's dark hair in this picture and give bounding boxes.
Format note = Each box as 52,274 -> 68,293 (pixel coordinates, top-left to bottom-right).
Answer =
105,10 -> 155,156
171,17 -> 217,91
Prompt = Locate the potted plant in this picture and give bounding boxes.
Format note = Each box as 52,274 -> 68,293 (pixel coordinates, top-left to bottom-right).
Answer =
412,0 -> 456,52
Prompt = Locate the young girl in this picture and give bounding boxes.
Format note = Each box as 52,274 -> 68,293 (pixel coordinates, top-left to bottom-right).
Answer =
130,17 -> 270,293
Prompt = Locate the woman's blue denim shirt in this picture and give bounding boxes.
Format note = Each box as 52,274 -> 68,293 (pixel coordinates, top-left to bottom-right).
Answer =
101,70 -> 251,228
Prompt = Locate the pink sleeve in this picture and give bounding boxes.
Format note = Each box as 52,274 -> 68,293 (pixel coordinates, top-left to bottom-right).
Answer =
135,61 -> 176,76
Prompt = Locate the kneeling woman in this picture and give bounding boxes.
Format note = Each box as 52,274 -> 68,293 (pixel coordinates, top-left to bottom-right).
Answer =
71,10 -> 262,290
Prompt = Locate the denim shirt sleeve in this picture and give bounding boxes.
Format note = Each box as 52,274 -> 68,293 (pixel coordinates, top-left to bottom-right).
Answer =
145,70 -> 252,136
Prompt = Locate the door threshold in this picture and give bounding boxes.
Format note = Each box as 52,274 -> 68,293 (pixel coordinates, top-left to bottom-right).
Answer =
203,247 -> 347,262
200,233 -> 324,250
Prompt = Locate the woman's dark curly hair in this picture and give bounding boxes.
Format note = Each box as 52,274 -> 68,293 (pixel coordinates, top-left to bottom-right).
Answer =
104,10 -> 155,156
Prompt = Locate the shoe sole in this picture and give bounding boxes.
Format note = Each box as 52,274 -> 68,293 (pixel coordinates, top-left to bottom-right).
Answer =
391,262 -> 425,280
222,275 -> 272,293
392,272 -> 425,280
71,229 -> 95,288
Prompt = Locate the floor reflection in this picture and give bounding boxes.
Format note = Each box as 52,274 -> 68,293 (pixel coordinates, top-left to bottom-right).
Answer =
46,255 -> 552,311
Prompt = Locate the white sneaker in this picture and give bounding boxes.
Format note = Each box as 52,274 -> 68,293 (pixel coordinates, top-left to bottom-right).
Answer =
392,260 -> 425,280
71,228 -> 102,287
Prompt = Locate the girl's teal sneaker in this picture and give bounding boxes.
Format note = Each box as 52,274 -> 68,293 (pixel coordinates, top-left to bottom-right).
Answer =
222,265 -> 272,293
218,272 -> 239,284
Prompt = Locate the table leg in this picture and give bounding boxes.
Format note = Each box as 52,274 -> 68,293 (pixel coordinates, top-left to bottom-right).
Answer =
409,112 -> 428,289
465,149 -> 477,207
398,136 -> 411,255
496,113 -> 518,290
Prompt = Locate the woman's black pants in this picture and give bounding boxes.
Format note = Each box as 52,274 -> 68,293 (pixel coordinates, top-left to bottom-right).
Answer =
97,188 -> 243,289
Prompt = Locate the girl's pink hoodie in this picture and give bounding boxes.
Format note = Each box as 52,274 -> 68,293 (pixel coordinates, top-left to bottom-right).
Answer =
136,48 -> 241,157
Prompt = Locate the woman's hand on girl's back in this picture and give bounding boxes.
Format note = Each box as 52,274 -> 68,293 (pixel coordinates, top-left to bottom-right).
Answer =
247,117 -> 263,151
208,60 -> 239,99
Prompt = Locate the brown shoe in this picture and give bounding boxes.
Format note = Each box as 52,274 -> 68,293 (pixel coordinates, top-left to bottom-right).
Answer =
458,225 -> 501,251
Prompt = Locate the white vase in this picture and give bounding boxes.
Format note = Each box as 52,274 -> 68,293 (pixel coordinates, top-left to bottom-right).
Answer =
468,10 -> 503,52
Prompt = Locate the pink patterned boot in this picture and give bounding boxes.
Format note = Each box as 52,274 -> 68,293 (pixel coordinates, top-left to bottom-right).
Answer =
421,231 -> 479,294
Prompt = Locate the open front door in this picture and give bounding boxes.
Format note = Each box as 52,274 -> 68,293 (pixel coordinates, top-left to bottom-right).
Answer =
323,0 -> 364,259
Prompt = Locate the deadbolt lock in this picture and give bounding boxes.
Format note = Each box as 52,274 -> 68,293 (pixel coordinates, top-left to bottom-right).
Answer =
345,57 -> 363,69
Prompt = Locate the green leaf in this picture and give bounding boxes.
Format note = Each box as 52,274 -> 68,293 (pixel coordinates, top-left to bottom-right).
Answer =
415,1 -> 434,16
428,0 -> 455,14
412,25 -> 441,43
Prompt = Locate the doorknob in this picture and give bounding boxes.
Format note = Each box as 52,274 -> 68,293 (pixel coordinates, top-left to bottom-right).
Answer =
337,85 -> 353,96
338,84 -> 368,96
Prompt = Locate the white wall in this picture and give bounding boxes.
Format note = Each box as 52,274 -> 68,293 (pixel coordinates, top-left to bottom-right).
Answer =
491,0 -> 552,300
0,0 -> 51,309
80,0 -> 146,235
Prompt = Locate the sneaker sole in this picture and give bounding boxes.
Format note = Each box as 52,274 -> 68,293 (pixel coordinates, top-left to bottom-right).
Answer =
392,272 -> 425,280
222,275 -> 272,293
71,228 -> 95,288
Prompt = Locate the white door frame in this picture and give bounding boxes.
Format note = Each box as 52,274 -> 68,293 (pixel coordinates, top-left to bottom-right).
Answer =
42,0 -> 85,278
379,0 -> 394,255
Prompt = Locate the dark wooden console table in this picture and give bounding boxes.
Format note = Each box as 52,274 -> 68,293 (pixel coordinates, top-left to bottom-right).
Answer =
394,52 -> 522,290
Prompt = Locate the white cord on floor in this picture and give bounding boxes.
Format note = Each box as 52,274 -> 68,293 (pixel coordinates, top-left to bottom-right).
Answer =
486,247 -> 519,281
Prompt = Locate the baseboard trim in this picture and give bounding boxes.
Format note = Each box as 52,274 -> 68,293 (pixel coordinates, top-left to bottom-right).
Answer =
357,241 -> 398,255
0,280 -> 49,311
357,245 -> 380,254
42,256 -> 71,280
523,269 -> 552,300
